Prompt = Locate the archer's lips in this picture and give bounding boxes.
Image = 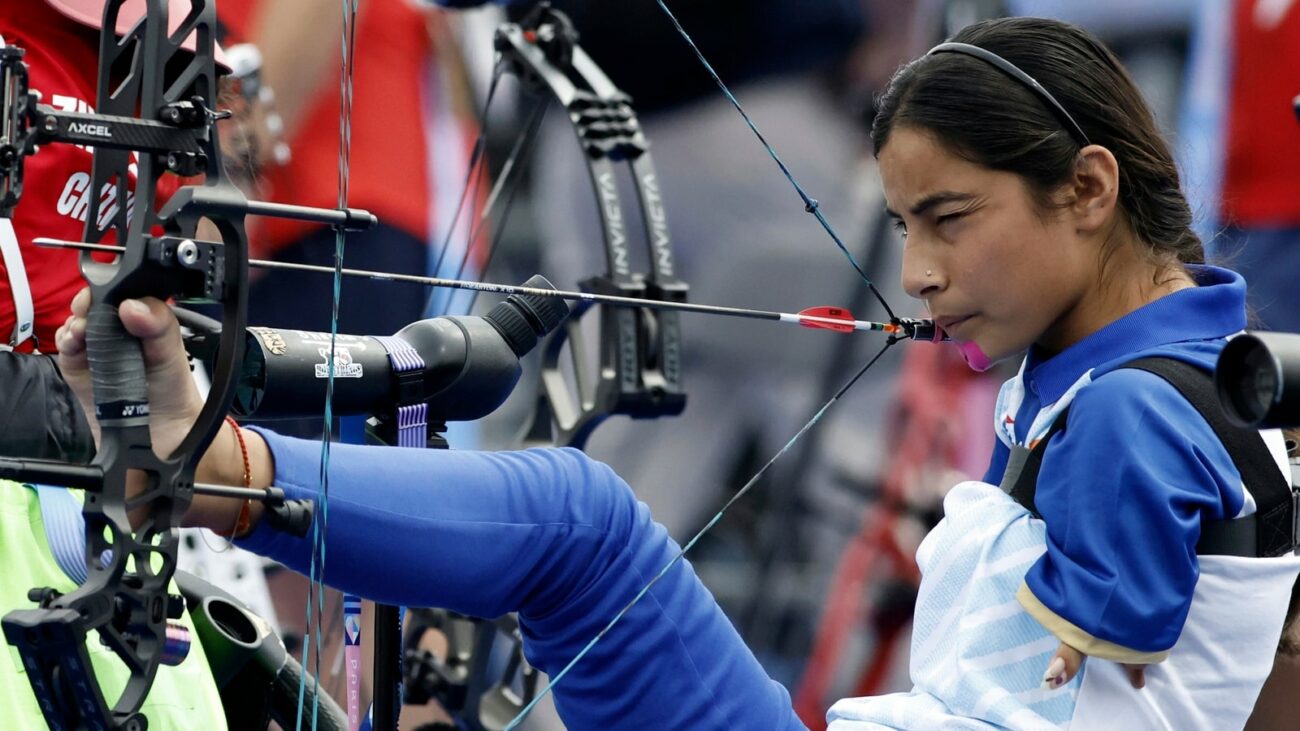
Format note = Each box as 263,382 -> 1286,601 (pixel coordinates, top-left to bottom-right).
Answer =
934,314 -> 975,334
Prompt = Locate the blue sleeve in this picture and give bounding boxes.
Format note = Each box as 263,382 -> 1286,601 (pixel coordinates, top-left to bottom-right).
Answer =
982,439 -> 1010,485
238,428 -> 804,731
1021,369 -> 1246,656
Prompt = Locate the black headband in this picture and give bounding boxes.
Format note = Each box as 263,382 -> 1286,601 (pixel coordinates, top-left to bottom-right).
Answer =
927,42 -> 1091,148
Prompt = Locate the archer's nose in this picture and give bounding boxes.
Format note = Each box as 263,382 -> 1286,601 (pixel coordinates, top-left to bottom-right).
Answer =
901,249 -> 943,300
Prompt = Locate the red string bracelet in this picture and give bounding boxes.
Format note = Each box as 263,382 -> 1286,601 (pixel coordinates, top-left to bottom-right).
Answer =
215,415 -> 253,538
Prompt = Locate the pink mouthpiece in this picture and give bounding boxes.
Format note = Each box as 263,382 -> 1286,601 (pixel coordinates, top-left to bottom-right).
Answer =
957,340 -> 994,372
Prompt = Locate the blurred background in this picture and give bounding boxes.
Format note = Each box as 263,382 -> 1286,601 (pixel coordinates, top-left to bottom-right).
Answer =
190,0 -> 1299,728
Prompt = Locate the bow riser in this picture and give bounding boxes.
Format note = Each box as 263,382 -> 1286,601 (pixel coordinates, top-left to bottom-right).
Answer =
0,2 -> 247,729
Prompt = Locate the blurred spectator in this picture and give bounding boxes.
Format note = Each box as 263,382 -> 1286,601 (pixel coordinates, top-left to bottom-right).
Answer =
537,0 -> 865,113
0,0 -> 191,354
1215,0 -> 1300,332
216,0 -> 483,335
1183,5 -> 1300,729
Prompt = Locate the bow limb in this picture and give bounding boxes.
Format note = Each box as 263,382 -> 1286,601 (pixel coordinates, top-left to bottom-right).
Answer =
491,5 -> 688,449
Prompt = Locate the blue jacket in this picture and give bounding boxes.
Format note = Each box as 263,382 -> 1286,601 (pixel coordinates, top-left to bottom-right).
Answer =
984,265 -> 1255,657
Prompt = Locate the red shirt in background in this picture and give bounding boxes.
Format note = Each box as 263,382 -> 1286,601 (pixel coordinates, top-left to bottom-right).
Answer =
1221,0 -> 1300,227
0,2 -> 179,352
1,3 -> 107,352
217,0 -> 478,260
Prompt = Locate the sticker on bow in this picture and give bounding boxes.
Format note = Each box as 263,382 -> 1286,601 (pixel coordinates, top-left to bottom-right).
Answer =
315,346 -> 364,378
250,327 -> 288,355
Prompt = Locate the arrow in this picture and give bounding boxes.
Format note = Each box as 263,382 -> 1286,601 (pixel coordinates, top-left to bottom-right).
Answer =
36,237 -> 942,339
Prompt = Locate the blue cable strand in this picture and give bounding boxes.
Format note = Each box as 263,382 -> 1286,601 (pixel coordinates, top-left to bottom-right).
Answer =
651,0 -> 895,321
503,340 -> 895,729
298,1 -> 359,729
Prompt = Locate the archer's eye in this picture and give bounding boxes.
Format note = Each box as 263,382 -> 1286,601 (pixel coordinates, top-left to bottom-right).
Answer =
936,212 -> 966,227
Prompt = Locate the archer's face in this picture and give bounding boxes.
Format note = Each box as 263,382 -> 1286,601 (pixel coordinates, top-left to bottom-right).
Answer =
878,126 -> 1097,363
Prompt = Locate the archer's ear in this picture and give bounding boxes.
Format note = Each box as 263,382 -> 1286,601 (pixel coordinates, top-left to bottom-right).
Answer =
1068,145 -> 1121,234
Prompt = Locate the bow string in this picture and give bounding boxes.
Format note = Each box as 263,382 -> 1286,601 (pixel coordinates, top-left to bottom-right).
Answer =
297,0 -> 360,728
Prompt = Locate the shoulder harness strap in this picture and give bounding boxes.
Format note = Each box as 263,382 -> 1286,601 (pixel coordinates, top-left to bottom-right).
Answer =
1001,356 -> 1298,558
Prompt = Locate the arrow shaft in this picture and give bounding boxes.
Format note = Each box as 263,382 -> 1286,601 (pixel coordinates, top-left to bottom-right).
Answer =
37,237 -> 894,334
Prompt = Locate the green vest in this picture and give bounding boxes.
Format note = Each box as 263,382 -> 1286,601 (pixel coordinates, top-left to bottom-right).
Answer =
1,480 -> 228,730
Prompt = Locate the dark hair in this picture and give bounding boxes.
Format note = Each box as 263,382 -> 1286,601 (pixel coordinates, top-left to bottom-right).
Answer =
872,17 -> 1203,266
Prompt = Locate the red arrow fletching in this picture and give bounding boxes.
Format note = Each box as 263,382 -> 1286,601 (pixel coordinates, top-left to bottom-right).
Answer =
798,306 -> 855,333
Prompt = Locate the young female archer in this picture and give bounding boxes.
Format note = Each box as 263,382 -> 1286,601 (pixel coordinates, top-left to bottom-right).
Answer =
54,15 -> 1300,730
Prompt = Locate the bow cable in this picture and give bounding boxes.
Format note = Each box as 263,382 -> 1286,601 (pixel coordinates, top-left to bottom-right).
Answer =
651,0 -> 896,323
454,101 -> 549,315
422,63 -> 502,317
298,0 -> 361,729
503,340 -> 899,729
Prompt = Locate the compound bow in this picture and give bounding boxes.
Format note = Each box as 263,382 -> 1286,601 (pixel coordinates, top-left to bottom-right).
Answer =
0,2 -> 366,728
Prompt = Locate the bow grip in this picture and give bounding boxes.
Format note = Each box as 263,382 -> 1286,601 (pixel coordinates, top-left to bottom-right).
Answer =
85,299 -> 150,426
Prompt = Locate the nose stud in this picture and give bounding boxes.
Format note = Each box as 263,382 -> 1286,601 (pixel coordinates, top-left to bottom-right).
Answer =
925,270 -> 933,277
